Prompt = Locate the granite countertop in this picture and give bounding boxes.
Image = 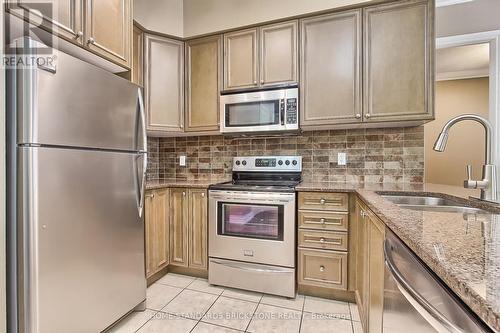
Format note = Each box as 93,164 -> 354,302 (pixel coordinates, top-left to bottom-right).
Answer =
146,178 -> 230,190
298,181 -> 499,331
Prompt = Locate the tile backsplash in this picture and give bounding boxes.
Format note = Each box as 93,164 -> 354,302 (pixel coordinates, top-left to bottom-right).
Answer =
147,126 -> 425,184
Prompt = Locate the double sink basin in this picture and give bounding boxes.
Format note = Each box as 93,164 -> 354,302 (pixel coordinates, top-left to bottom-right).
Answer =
378,194 -> 489,214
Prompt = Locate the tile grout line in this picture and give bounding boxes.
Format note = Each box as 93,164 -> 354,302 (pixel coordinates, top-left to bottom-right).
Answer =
189,282 -> 226,333
244,293 -> 263,332
298,295 -> 306,333
135,276 -> 198,332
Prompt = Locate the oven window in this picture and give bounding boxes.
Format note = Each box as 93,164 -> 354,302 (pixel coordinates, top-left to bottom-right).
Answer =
225,101 -> 280,127
217,202 -> 284,241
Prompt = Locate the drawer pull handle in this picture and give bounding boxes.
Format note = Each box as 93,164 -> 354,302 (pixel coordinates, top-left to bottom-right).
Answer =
319,265 -> 325,272
320,198 -> 326,205
320,218 -> 325,224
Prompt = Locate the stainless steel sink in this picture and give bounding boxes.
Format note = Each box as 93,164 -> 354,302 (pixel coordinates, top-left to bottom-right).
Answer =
380,195 -> 489,214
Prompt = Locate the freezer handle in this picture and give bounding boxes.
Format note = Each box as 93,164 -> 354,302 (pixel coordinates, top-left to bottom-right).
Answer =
384,239 -> 464,333
137,88 -> 147,218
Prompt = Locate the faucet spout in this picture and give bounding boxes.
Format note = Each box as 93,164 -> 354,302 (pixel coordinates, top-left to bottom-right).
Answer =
433,114 -> 493,164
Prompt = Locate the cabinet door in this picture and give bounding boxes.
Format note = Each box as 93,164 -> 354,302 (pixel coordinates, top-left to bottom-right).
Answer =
145,192 -> 156,278
185,35 -> 221,132
300,10 -> 361,127
9,0 -> 83,43
131,23 -> 143,86
188,189 -> 208,269
223,28 -> 258,90
154,189 -> 169,271
367,212 -> 385,333
260,21 -> 298,86
169,188 -> 188,267
84,0 -> 132,68
363,0 -> 434,122
144,34 -> 184,134
355,199 -> 369,329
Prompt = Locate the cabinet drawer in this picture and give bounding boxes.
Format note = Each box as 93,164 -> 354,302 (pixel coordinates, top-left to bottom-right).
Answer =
298,211 -> 348,231
298,230 -> 347,251
298,192 -> 348,211
298,248 -> 347,290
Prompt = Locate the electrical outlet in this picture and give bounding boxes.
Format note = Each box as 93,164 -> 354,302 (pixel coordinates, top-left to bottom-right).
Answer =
179,155 -> 186,166
338,152 -> 347,166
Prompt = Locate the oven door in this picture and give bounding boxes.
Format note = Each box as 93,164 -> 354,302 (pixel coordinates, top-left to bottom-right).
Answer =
209,190 -> 296,267
220,90 -> 285,133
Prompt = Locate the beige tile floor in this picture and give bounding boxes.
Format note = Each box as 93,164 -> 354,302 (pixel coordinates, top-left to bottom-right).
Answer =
107,273 -> 361,333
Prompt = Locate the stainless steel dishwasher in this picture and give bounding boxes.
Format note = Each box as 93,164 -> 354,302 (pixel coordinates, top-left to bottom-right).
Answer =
383,229 -> 493,333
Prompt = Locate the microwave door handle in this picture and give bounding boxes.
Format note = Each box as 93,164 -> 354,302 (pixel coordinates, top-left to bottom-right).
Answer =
280,99 -> 285,125
384,240 -> 464,333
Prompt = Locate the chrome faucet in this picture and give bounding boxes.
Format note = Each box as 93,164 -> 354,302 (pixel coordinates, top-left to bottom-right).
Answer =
433,114 -> 498,202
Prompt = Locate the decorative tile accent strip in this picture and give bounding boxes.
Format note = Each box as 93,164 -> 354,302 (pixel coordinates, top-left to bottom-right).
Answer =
147,126 -> 425,184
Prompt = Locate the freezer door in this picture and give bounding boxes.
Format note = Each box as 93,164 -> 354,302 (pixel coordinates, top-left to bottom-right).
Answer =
17,146 -> 146,333
13,41 -> 145,152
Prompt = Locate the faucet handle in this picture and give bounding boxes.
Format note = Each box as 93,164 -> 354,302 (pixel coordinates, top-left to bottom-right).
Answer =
466,165 -> 472,180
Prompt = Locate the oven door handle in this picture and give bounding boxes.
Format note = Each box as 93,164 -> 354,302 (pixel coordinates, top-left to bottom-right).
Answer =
384,240 -> 464,333
211,260 -> 292,274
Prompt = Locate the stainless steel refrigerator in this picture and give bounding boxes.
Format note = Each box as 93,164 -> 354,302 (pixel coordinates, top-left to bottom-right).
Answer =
7,38 -> 148,333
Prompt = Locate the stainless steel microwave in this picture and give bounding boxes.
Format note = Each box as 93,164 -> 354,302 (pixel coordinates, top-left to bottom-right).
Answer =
220,87 -> 299,134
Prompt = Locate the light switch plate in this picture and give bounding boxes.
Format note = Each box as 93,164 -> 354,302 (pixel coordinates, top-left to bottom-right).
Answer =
338,152 -> 347,166
179,155 -> 186,166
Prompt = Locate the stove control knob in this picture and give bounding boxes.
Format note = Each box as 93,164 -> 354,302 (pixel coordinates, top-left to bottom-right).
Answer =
278,160 -> 283,166
292,160 -> 298,166
235,160 -> 241,165
242,160 -> 247,166
285,160 -> 290,165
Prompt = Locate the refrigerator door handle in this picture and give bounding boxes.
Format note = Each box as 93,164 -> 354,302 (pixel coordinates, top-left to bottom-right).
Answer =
137,88 -> 147,218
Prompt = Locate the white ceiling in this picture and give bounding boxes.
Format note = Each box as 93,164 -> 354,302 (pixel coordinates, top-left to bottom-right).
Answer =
436,43 -> 490,81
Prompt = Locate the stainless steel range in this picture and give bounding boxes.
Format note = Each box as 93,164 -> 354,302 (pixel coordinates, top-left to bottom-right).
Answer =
208,156 -> 302,298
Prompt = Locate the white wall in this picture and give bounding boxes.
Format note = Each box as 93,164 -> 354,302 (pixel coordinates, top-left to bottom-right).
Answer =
436,0 -> 500,37
183,0 -> 371,37
134,0 -> 184,37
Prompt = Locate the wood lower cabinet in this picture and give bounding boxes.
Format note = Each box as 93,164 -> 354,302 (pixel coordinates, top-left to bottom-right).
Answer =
144,34 -> 184,135
169,188 -> 208,271
145,189 -> 169,278
300,10 -> 362,128
355,197 -> 386,333
169,188 -> 189,266
188,189 -> 208,269
363,0 -> 434,123
185,35 -> 222,133
298,191 -> 350,294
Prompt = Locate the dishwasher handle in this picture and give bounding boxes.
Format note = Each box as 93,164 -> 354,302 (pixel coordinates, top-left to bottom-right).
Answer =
384,239 -> 465,333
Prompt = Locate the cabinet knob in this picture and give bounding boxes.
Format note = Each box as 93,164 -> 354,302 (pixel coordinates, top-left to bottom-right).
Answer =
182,191 -> 186,196
75,31 -> 83,39
88,37 -> 95,44
365,113 -> 371,119
253,80 -> 257,85
320,238 -> 325,243
319,265 -> 325,272
201,192 -> 205,197
260,79 -> 264,84
319,198 -> 326,205
355,113 -> 361,119
320,218 -> 325,224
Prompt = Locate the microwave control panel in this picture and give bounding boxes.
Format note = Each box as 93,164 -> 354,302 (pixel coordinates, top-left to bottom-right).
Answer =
286,98 -> 297,124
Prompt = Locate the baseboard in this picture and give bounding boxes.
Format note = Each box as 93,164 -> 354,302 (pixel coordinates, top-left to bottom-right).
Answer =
298,284 -> 355,303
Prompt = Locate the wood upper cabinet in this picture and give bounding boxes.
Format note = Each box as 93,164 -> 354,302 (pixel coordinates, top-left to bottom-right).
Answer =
144,34 -> 185,135
9,0 -> 84,43
185,35 -> 222,132
363,0 -> 434,123
169,188 -> 189,267
300,10 -> 361,127
145,189 -> 169,279
131,23 -> 144,86
260,21 -> 298,86
223,28 -> 259,90
85,0 -> 132,68
188,189 -> 208,269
